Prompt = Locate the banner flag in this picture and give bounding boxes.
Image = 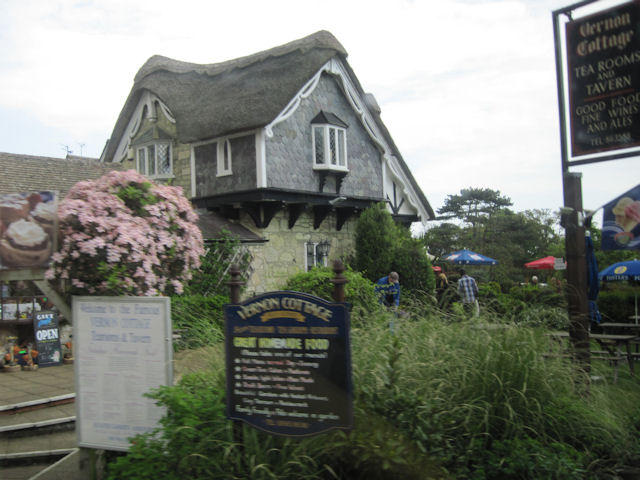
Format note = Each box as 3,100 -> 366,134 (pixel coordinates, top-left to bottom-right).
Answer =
602,184 -> 640,250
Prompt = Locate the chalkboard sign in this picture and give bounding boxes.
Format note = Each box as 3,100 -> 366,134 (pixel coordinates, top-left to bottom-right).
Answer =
33,311 -> 62,367
224,291 -> 353,437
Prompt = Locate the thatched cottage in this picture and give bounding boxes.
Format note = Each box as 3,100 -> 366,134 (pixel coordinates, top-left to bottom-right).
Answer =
100,31 -> 433,294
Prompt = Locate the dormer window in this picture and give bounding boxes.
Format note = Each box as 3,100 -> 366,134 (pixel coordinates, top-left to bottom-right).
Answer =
132,126 -> 174,180
312,111 -> 348,171
136,142 -> 172,179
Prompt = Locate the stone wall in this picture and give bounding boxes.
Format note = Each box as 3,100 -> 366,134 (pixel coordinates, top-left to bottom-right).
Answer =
241,208 -> 356,296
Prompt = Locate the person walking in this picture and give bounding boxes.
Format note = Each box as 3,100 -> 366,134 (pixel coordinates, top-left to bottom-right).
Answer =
375,272 -> 400,309
375,272 -> 401,333
435,269 -> 449,305
457,268 -> 479,316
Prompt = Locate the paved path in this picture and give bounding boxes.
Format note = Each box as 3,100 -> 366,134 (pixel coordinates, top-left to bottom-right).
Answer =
1,364 -> 76,479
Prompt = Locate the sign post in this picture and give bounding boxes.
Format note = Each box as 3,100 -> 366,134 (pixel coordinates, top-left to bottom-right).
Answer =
553,0 -> 640,375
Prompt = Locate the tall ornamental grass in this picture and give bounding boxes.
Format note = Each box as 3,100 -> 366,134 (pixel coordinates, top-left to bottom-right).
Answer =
353,312 -> 640,478
108,303 -> 640,479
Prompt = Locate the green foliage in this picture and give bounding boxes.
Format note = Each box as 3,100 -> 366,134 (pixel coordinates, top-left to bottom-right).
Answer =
437,187 -> 513,245
108,285 -> 640,479
282,266 -> 379,318
115,181 -> 158,216
355,203 -> 434,293
391,229 -> 435,292
598,284 -> 639,322
354,202 -> 397,281
171,295 -> 228,351
482,438 -> 586,480
185,230 -> 251,297
352,317 -> 640,478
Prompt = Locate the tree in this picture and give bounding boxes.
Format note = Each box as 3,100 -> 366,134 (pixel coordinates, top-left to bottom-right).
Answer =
354,202 -> 396,281
46,170 -> 204,296
355,203 -> 434,292
437,188 -> 513,248
420,222 -> 465,260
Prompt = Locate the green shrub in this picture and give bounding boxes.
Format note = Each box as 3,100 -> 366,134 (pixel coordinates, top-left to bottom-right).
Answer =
282,266 -> 379,316
355,202 -> 396,281
171,294 -> 227,351
391,237 -> 435,292
185,230 -> 251,297
598,284 -> 638,322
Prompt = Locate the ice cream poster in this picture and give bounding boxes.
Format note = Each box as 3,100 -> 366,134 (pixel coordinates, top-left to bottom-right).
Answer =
0,191 -> 58,269
602,184 -> 640,250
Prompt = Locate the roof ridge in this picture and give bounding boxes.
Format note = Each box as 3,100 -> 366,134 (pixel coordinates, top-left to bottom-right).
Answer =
134,30 -> 346,83
0,152 -> 100,163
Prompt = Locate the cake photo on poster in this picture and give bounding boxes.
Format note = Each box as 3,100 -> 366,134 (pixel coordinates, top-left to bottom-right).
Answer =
0,191 -> 58,269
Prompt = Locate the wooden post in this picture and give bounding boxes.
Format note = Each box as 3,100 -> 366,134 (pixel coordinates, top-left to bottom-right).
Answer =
227,264 -> 244,304
330,260 -> 348,303
562,172 -> 590,374
226,264 -> 245,449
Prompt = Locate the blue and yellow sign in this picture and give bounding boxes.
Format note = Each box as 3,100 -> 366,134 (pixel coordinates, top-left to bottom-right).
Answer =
224,291 -> 352,437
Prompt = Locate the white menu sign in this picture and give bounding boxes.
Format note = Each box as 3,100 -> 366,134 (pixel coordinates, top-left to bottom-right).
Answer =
73,296 -> 172,451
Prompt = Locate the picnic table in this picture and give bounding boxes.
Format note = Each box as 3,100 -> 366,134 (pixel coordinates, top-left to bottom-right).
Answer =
547,331 -> 638,381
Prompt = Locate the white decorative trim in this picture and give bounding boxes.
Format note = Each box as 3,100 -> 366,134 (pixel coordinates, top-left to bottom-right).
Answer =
114,91 -> 175,163
265,58 -> 430,224
256,129 -> 267,188
265,68 -> 324,137
190,146 -> 196,198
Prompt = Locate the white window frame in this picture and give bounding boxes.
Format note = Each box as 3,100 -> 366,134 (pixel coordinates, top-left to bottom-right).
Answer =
216,139 -> 232,177
135,142 -> 173,179
304,242 -> 329,271
312,125 -> 348,171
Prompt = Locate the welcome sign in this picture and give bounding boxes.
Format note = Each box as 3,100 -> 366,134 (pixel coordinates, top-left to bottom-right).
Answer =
224,291 -> 352,437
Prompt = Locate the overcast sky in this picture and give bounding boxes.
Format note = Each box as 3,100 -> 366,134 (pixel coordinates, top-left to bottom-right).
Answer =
0,0 -> 637,221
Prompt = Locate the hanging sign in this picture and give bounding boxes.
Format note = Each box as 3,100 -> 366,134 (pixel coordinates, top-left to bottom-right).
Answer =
33,311 -> 62,367
602,184 -> 640,250
224,291 -> 353,437
565,0 -> 640,157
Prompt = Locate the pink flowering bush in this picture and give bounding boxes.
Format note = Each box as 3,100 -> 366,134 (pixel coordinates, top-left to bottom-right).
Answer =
46,170 -> 204,296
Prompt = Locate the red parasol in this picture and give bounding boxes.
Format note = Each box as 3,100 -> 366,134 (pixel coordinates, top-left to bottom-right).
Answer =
432,266 -> 442,272
524,256 -> 564,270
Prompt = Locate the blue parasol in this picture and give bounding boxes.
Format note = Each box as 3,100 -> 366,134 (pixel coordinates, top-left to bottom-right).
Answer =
443,249 -> 498,265
599,259 -> 640,323
585,235 -> 601,325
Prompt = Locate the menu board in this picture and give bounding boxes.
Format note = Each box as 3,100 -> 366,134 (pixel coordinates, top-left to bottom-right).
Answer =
73,296 -> 172,451
224,291 -> 352,437
33,311 -> 62,366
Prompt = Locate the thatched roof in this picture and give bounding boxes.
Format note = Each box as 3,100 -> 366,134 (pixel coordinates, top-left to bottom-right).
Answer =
0,152 -> 119,197
101,30 -> 434,221
102,31 -> 347,162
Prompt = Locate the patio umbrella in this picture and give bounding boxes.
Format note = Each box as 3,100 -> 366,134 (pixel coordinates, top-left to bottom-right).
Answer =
524,256 -> 565,270
443,249 -> 498,265
598,259 -> 640,323
586,235 -> 601,325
